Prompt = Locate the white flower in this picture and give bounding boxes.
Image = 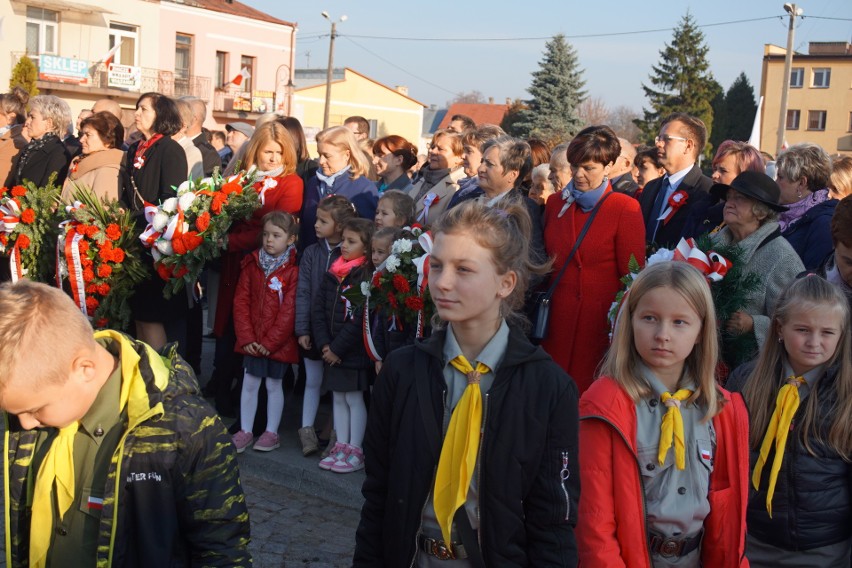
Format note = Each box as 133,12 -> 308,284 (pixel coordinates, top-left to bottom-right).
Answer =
646,248 -> 675,266
178,192 -> 196,211
385,255 -> 400,272
360,281 -> 371,297
177,180 -> 194,194
161,197 -> 178,213
155,239 -> 174,256
391,238 -> 412,254
152,212 -> 170,232
181,221 -> 189,234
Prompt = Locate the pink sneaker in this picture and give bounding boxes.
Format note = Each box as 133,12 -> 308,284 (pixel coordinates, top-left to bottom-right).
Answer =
331,445 -> 364,473
253,431 -> 280,452
232,430 -> 253,454
319,442 -> 348,470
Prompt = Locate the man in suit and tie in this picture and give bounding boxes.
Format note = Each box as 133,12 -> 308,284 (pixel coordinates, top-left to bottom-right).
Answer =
638,112 -> 713,249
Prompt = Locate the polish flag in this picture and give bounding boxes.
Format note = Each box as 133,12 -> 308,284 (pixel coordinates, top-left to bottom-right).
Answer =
230,67 -> 251,87
98,41 -> 122,68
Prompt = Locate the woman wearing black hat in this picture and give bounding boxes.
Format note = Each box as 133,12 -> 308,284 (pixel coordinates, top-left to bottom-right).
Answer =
711,171 -> 804,348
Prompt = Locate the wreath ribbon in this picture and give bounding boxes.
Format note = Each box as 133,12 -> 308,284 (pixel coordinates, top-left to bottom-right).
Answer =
417,192 -> 440,223
673,237 -> 732,282
412,232 -> 433,338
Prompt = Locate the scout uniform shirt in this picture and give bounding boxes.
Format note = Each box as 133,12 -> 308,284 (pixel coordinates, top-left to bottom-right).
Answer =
636,364 -> 716,568
418,320 -> 510,567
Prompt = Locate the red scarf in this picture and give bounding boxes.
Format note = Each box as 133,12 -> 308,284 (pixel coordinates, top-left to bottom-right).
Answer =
329,255 -> 366,282
133,134 -> 163,168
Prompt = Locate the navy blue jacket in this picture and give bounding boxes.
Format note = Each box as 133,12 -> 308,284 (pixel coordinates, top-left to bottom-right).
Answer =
299,173 -> 378,250
782,199 -> 837,271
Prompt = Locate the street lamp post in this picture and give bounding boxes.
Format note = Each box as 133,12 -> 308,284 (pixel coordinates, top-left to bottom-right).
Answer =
776,3 -> 802,156
275,63 -> 294,115
322,11 -> 347,130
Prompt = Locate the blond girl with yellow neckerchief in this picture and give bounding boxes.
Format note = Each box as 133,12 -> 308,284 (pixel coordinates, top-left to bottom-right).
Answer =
578,261 -> 751,567
728,274 -> 852,567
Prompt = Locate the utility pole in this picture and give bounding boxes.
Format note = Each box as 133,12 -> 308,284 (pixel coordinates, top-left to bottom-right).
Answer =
322,12 -> 347,130
776,3 -> 802,156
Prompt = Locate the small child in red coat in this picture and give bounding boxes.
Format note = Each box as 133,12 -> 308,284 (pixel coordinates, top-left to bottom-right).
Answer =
231,211 -> 300,453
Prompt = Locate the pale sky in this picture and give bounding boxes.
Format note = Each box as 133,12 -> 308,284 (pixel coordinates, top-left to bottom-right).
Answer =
251,0 -> 852,114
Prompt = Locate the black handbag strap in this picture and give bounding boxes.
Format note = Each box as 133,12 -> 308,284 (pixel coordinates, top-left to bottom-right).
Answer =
544,191 -> 612,299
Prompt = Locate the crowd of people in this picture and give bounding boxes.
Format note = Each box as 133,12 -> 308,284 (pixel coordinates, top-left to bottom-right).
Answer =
1,83 -> 852,566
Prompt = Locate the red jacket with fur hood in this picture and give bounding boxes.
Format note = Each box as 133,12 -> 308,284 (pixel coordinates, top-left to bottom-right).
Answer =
576,376 -> 750,568
233,249 -> 299,363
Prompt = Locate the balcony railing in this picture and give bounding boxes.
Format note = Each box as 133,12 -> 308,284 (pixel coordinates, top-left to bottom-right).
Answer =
12,52 -> 211,98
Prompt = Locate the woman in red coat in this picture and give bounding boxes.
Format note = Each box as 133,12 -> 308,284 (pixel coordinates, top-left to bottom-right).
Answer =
541,125 -> 645,394
213,122 -> 304,336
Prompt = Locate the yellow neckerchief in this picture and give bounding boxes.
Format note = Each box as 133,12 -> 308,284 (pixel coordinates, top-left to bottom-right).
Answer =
752,375 -> 806,517
658,389 -> 694,470
433,355 -> 490,547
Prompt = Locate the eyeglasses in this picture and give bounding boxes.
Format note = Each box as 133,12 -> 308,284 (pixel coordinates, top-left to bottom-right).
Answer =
655,134 -> 689,144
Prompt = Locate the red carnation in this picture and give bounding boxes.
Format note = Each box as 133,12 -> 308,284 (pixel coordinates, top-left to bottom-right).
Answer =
20,209 -> 35,224
0,187 -> 6,196
83,267 -> 95,282
94,318 -> 109,328
101,239 -> 113,250
78,240 -> 90,253
85,296 -> 99,312
82,257 -> 93,269
172,235 -> 187,255
405,296 -> 424,311
105,224 -> 121,241
10,185 -> 26,197
387,293 -> 399,309
211,193 -> 228,214
195,211 -> 211,232
97,283 -> 111,296
156,263 -> 173,281
98,247 -> 114,261
181,231 -> 203,252
174,266 -> 189,278
97,264 -> 112,278
392,274 -> 410,293
86,284 -> 98,294
0,234 -> 7,246
112,248 -> 125,263
220,181 -> 242,195
16,234 -> 30,249
371,272 -> 381,286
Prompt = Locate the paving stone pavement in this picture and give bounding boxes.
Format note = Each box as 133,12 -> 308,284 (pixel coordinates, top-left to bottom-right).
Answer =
242,469 -> 361,568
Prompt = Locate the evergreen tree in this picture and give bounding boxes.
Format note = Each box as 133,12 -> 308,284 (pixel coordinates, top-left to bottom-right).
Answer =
724,72 -> 758,142
500,98 -> 529,136
709,80 -> 727,153
10,56 -> 39,97
513,34 -> 586,144
635,12 -> 717,157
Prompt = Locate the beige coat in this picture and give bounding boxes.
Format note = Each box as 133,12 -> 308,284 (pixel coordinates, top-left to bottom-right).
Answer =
61,148 -> 125,202
0,124 -> 27,186
407,167 -> 466,226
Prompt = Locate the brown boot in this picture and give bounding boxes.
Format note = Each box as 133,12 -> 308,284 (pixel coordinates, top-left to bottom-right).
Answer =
320,430 -> 337,458
298,426 -> 319,456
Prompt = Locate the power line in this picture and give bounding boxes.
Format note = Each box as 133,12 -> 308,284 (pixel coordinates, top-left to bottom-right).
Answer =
802,15 -> 852,21
340,16 -> 783,43
340,36 -> 458,97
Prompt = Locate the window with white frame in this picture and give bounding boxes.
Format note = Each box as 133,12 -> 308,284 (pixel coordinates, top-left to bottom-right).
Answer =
789,67 -> 803,88
26,6 -> 58,55
807,110 -> 827,131
812,68 -> 831,88
240,55 -> 255,93
786,109 -> 800,130
109,22 -> 139,67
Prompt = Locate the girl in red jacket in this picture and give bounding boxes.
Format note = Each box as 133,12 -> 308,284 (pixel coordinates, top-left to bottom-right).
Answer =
577,261 -> 750,567
231,211 -> 300,453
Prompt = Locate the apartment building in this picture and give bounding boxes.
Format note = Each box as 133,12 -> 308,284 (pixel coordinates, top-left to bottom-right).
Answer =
0,0 -> 296,131
759,41 -> 852,156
